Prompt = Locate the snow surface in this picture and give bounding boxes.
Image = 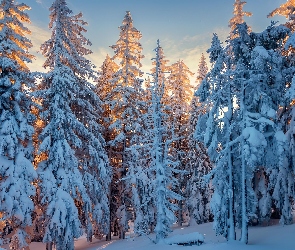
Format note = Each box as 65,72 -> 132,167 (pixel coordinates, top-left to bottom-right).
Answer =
5,219 -> 294,250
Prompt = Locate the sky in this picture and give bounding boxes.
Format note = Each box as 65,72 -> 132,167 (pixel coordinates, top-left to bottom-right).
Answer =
25,0 -> 287,83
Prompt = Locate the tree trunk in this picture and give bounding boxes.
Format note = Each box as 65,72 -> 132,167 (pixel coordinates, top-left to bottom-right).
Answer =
106,178 -> 112,241
227,152 -> 236,241
120,228 -> 125,239
240,156 -> 248,244
227,83 -> 235,241
46,242 -> 53,250
178,198 -> 183,227
240,82 -> 248,244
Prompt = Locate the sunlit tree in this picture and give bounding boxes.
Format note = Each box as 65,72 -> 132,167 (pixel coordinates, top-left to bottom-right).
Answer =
229,0 -> 252,38
108,10 -> 145,239
34,0 -> 110,249
95,54 -> 119,240
166,60 -> 194,226
0,0 -> 37,249
186,54 -> 212,225
268,0 -> 295,31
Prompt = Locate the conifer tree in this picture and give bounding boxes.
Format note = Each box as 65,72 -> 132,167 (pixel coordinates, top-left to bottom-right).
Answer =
150,40 -> 181,242
95,54 -> 119,240
186,54 -> 212,225
0,1 -> 37,248
268,1 -> 295,225
108,11 -> 145,239
34,1 -> 110,249
196,21 -> 293,244
166,60 -> 194,226
196,33 -> 238,241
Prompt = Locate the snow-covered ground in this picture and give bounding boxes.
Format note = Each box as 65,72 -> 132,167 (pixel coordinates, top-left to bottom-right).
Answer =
3,219 -> 294,250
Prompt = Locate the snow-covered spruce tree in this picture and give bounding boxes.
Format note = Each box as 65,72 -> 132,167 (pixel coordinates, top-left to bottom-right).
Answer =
268,2 -> 295,224
149,40 -> 182,243
123,44 -> 172,236
34,1 -> 110,249
234,22 -> 295,240
186,54 -> 212,225
0,1 -> 37,249
166,60 -> 194,226
196,33 -> 238,241
124,135 -> 154,236
268,0 -> 295,211
197,21 -> 293,244
108,11 -> 145,239
270,26 -> 295,225
229,0 -> 252,39
95,54 -> 119,240
229,24 -> 264,243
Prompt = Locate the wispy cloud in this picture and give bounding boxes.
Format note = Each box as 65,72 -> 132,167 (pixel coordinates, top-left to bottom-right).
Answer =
27,23 -> 50,72
26,20 -> 230,88
140,26 -> 230,86
86,47 -> 113,72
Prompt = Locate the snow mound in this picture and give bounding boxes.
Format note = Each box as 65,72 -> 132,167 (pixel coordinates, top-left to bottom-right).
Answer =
165,232 -> 204,246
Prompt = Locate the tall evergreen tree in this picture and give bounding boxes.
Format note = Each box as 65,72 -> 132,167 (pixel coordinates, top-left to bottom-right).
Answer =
166,60 -> 194,226
196,33 -> 238,241
108,11 -> 145,239
0,1 -> 37,249
268,0 -> 295,225
150,40 -> 181,242
95,54 -> 119,240
197,21 -> 293,244
186,54 -> 212,225
34,1 -> 110,249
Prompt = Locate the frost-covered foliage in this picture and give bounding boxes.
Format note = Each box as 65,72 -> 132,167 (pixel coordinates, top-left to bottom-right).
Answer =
250,24 -> 294,226
108,11 -> 145,239
196,33 -> 237,240
124,43 -> 173,237
149,41 -> 182,242
196,20 -> 293,244
33,0 -> 110,249
0,0 -> 37,248
186,54 -> 212,225
166,60 -> 194,226
95,55 -> 119,239
123,41 -> 183,241
125,142 -> 154,236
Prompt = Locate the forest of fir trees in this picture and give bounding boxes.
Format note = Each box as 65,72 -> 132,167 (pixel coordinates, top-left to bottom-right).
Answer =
1,0 -> 295,249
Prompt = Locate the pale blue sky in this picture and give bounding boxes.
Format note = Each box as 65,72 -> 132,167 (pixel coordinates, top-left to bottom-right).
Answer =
26,0 -> 286,79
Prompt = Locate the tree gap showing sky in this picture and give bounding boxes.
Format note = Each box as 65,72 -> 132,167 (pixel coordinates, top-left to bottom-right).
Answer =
26,0 -> 286,80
